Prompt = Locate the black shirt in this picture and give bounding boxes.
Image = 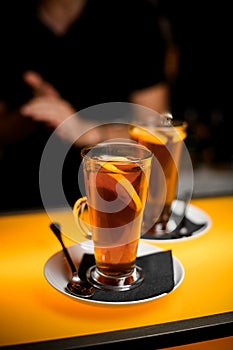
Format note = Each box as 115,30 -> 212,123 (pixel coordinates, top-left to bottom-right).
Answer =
0,0 -> 167,211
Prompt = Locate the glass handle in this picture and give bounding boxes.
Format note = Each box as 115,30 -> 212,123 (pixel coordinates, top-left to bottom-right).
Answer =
73,196 -> 92,239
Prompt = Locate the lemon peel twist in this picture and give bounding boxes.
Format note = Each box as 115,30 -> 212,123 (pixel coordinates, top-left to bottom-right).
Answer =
100,157 -> 142,212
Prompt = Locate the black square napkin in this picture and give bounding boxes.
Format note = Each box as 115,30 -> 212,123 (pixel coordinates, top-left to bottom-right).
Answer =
78,250 -> 174,302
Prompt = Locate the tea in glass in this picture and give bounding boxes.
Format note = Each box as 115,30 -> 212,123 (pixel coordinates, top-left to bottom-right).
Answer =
129,121 -> 187,235
73,141 -> 152,290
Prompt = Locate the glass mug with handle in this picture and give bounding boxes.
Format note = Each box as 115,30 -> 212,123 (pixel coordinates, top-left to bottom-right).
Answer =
129,113 -> 188,236
73,141 -> 152,291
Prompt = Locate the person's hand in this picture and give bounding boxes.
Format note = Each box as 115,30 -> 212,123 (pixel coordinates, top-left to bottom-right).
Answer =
21,70 -> 76,129
21,94 -> 76,129
22,70 -> 60,98
20,70 -> 100,144
21,70 -> 84,143
20,70 -> 130,145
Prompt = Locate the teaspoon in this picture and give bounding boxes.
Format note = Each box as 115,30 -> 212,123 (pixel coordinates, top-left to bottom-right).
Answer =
49,222 -> 94,298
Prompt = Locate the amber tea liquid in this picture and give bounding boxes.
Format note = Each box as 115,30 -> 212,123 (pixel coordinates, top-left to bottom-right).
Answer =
130,124 -> 187,233
83,157 -> 150,276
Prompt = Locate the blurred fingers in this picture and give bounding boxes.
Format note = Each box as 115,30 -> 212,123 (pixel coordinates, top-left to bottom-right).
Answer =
23,70 -> 60,97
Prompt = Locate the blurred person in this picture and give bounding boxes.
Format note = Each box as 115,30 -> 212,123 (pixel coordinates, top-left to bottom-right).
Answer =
0,0 -> 170,211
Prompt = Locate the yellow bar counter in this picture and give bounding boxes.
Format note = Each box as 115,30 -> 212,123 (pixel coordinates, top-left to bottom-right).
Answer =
0,196 -> 233,349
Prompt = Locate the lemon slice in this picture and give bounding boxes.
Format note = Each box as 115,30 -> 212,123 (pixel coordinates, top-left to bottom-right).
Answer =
130,126 -> 167,145
117,177 -> 142,211
172,128 -> 187,143
100,158 -> 142,211
98,157 -> 128,174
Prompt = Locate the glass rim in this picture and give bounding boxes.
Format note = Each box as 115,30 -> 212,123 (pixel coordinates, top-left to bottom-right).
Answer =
130,119 -> 188,129
80,140 -> 153,162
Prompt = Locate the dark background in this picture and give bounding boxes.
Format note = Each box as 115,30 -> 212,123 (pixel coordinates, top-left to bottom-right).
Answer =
153,0 -> 232,166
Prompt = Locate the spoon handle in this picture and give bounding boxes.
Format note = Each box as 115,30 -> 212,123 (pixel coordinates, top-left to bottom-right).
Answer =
50,222 -> 77,274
